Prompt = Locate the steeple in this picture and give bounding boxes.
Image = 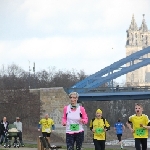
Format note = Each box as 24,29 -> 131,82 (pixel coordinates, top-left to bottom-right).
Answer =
139,14 -> 148,32
129,14 -> 138,31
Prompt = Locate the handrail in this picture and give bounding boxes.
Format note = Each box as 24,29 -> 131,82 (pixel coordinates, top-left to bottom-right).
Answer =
64,86 -> 150,94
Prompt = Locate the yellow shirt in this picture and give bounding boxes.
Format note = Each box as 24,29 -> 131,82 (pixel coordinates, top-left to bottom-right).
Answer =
129,114 -> 150,138
90,118 -> 110,140
39,118 -> 54,133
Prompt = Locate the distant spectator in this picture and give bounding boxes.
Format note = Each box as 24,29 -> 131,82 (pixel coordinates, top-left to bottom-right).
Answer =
0,117 -> 9,146
13,117 -> 24,147
116,85 -> 119,91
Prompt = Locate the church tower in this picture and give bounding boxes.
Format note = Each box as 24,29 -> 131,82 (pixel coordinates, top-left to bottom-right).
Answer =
126,14 -> 150,86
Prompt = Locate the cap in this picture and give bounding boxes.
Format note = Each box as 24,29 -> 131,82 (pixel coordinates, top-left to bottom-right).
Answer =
96,109 -> 102,114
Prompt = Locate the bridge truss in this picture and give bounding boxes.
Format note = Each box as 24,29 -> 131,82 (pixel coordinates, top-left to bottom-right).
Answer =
68,46 -> 150,94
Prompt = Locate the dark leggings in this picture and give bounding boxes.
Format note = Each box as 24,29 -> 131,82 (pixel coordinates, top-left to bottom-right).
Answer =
66,132 -> 83,150
14,132 -> 23,144
135,138 -> 147,150
117,134 -> 122,142
93,139 -> 105,150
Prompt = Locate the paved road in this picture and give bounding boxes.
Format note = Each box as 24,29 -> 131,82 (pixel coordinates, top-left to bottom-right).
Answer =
1,142 -> 148,150
0,146 -> 137,150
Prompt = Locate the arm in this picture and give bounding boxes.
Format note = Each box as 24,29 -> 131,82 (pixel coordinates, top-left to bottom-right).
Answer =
105,119 -> 110,131
140,116 -> 150,129
51,119 -> 55,131
142,122 -> 150,129
123,124 -> 125,130
38,119 -> 42,131
52,125 -> 55,130
89,119 -> 95,132
13,122 -> 16,126
126,120 -> 134,133
114,124 -> 116,130
62,106 -> 67,126
80,106 -> 88,124
89,120 -> 93,131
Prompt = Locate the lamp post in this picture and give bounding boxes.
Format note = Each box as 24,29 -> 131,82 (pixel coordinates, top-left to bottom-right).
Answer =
28,61 -> 31,89
33,62 -> 35,88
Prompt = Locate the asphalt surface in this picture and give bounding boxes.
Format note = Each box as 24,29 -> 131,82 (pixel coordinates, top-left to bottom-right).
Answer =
1,142 -> 149,150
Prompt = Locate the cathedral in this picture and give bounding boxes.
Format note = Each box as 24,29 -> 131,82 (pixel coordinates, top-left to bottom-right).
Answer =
126,14 -> 150,86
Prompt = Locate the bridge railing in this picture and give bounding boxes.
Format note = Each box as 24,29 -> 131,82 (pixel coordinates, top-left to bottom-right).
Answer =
64,86 -> 150,94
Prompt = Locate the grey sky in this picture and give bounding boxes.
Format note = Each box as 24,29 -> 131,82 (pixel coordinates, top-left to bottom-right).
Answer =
0,0 -> 150,83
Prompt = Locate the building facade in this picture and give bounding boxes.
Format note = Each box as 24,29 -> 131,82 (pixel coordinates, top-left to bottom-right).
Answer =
126,14 -> 150,86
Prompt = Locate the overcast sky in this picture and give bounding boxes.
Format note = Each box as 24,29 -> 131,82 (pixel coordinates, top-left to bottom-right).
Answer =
0,0 -> 150,83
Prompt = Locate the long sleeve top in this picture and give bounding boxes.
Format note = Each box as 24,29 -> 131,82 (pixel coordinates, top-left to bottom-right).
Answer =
14,121 -> 22,132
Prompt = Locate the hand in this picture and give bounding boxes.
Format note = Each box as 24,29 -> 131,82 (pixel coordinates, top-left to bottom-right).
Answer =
79,119 -> 83,124
140,124 -> 143,127
92,129 -> 95,133
126,123 -> 131,128
130,128 -> 134,133
62,123 -> 66,126
38,129 -> 40,131
51,130 -> 54,132
104,128 -> 107,132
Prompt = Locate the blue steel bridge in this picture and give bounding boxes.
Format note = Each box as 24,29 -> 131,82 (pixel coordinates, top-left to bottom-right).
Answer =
65,46 -> 150,101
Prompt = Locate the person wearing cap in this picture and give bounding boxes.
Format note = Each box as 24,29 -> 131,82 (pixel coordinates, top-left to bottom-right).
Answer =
89,109 -> 110,150
62,92 -> 88,150
13,117 -> 24,147
38,113 -> 55,144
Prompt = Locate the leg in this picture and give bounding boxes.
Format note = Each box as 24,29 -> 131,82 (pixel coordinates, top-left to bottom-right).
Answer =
117,134 -> 123,148
140,138 -> 147,150
18,132 -> 24,146
41,132 -> 49,149
99,140 -> 105,150
45,133 -> 51,148
117,134 -> 121,143
4,134 -> 7,144
135,138 -> 142,150
81,131 -> 84,148
0,135 -> 4,144
66,133 -> 75,150
93,139 -> 101,150
46,133 -> 51,145
75,132 -> 83,150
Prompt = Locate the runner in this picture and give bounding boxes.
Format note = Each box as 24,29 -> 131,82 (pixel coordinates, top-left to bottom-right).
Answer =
38,113 -> 55,144
126,103 -> 150,150
62,92 -> 88,150
89,109 -> 110,150
114,118 -> 125,149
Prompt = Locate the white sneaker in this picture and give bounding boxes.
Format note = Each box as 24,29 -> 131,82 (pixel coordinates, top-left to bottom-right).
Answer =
121,144 -> 123,149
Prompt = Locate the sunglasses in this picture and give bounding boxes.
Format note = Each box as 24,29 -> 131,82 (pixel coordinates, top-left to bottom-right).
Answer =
69,96 -> 77,99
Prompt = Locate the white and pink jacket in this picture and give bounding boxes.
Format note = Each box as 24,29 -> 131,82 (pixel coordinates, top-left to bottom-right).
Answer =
62,104 -> 88,134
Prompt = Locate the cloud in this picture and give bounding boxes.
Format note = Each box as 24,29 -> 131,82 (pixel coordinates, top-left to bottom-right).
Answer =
0,0 -> 150,83
16,0 -> 150,33
0,34 -> 125,75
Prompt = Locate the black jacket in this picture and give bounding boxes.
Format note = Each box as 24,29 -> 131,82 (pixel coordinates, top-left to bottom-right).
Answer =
0,120 -> 9,135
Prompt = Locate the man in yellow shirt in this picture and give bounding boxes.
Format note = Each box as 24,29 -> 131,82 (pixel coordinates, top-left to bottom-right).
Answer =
89,109 -> 110,150
126,103 -> 150,150
38,113 -> 55,143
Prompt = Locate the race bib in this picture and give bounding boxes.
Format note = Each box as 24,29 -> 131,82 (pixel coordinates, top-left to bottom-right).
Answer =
45,128 -> 51,133
95,128 -> 104,134
70,124 -> 79,131
135,128 -> 146,136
